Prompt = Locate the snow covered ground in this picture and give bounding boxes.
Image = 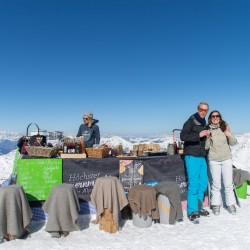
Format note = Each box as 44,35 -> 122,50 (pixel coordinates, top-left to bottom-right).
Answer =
0,134 -> 250,249
1,200 -> 250,250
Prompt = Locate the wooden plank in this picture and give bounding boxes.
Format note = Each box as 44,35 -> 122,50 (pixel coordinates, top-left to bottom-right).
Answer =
60,153 -> 86,158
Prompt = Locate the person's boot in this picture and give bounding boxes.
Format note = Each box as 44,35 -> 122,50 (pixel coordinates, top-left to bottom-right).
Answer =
198,199 -> 209,216
227,205 -> 236,215
188,212 -> 200,221
212,205 -> 220,216
198,208 -> 210,216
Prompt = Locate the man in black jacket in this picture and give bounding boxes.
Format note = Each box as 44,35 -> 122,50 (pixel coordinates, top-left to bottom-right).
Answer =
180,102 -> 210,221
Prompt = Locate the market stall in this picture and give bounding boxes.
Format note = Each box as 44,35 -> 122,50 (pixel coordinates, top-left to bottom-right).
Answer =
17,155 -> 187,202
16,129 -> 187,208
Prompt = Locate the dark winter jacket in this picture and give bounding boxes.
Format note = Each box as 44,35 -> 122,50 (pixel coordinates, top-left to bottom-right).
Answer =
180,114 -> 208,157
76,119 -> 100,148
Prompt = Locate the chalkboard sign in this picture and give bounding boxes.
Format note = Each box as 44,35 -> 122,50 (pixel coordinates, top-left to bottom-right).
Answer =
119,160 -> 144,193
17,158 -> 62,201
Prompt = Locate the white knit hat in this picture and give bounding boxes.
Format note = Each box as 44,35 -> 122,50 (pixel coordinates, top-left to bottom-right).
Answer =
83,111 -> 93,119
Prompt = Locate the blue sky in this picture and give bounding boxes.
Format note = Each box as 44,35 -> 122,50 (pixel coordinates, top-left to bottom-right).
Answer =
0,0 -> 249,136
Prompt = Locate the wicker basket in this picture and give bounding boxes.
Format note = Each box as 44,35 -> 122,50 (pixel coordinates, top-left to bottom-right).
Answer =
25,146 -> 59,158
86,148 -> 110,158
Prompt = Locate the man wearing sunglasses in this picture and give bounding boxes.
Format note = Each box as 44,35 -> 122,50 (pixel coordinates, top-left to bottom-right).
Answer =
180,102 -> 210,222
76,111 -> 100,148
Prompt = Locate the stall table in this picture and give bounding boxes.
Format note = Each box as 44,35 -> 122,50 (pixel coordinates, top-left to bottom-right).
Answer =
17,155 -> 187,202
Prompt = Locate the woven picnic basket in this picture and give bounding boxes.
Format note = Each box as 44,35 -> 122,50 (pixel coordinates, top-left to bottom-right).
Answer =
85,148 -> 110,158
25,146 -> 59,158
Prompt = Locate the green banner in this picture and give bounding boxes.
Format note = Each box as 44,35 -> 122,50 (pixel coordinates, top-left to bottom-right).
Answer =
17,158 -> 62,201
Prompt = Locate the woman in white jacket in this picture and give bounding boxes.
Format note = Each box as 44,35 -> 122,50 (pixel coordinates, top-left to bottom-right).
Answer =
205,110 -> 237,216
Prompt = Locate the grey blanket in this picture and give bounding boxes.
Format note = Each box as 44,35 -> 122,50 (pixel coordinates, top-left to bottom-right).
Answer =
0,185 -> 32,239
233,168 -> 250,186
42,184 -> 80,234
154,181 -> 183,224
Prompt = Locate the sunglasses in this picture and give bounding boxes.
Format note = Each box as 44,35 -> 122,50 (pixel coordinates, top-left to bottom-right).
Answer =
211,115 -> 220,118
198,108 -> 208,113
83,117 -> 89,120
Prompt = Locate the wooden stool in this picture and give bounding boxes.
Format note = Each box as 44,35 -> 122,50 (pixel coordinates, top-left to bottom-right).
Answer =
99,208 -> 118,233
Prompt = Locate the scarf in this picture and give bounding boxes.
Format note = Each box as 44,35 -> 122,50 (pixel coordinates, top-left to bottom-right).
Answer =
193,112 -> 206,126
209,123 -> 220,130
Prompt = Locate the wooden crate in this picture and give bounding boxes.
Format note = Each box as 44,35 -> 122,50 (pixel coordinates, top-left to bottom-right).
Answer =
133,143 -> 160,152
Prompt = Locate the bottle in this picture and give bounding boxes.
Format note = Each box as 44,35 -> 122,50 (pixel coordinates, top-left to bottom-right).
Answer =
71,139 -> 76,154
167,143 -> 175,155
63,142 -> 68,153
118,143 -> 123,155
67,140 -> 73,154
75,142 -> 80,154
174,142 -> 178,154
80,136 -> 85,154
178,142 -> 184,154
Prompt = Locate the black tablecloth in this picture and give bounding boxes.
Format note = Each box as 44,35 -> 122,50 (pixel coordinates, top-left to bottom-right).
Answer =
63,154 -> 187,201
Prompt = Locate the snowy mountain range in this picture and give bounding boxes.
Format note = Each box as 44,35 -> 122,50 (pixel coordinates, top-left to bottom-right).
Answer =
0,131 -> 22,155
0,131 -> 173,155
1,131 -> 250,184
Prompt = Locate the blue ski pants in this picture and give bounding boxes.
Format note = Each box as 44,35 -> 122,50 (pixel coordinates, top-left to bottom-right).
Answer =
184,155 -> 208,215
